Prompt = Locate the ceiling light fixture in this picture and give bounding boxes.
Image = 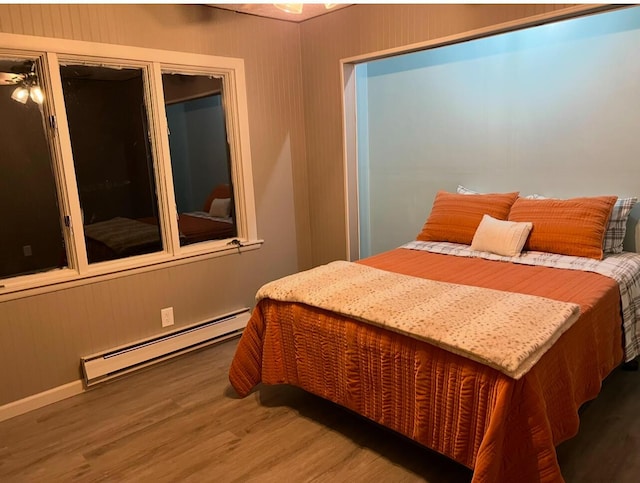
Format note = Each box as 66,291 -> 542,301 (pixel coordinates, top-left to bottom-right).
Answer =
273,3 -> 338,15
274,4 -> 303,14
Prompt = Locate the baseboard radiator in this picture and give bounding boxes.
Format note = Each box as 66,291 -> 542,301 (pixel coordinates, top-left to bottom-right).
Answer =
81,308 -> 250,387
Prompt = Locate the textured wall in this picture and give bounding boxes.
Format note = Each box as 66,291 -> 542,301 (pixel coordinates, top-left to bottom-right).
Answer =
0,4 -> 310,406
299,4 -> 575,266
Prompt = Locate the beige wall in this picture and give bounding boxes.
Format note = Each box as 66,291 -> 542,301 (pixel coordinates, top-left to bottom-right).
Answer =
0,4 -> 310,406
299,3 -> 574,266
0,3 -> 581,408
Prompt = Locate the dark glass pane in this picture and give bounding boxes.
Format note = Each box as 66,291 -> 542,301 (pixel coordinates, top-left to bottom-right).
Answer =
0,58 -> 66,279
60,64 -> 162,263
162,73 -> 237,246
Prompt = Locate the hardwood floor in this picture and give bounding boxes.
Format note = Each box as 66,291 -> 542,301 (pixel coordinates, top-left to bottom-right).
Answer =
0,336 -> 638,482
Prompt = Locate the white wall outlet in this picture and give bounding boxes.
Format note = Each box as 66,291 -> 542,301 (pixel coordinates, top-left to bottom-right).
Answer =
161,307 -> 174,327
22,245 -> 32,257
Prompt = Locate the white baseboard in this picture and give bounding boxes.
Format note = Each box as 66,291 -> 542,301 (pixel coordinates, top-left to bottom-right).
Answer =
0,380 -> 85,423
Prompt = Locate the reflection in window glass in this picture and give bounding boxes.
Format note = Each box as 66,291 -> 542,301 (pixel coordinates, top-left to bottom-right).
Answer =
162,73 -> 237,246
0,58 -> 66,279
60,64 -> 163,263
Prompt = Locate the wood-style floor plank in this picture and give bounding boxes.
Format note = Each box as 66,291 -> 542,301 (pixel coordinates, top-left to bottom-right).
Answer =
0,336 -> 638,482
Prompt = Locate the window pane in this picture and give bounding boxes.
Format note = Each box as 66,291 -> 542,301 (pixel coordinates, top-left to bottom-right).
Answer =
162,73 -> 237,246
0,58 -> 67,279
60,64 -> 163,263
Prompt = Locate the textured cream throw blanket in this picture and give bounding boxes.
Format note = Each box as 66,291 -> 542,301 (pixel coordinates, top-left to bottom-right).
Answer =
256,261 -> 581,379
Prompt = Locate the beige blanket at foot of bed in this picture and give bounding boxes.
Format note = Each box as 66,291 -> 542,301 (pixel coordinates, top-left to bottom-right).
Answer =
256,260 -> 580,379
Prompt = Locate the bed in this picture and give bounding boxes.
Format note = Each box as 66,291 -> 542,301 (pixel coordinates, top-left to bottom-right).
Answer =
229,190 -> 640,482
83,184 -> 236,262
177,183 -> 237,245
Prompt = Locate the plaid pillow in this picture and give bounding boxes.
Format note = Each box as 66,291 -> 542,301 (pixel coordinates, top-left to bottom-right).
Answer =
604,197 -> 637,254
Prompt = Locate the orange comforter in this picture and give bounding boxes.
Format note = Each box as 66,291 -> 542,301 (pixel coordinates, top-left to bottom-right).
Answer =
229,248 -> 623,482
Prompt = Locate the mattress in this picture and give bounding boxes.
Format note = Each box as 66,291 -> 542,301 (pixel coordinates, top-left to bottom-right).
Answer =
229,248 -> 623,482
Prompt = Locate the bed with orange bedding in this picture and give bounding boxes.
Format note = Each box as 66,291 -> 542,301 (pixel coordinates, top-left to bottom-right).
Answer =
230,190 -> 640,482
229,247 -> 624,482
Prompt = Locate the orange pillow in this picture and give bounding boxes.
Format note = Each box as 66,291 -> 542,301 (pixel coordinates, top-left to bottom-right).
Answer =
417,190 -> 519,245
508,196 -> 617,260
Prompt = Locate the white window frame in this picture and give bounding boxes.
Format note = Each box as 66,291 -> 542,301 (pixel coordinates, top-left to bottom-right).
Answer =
0,32 -> 260,301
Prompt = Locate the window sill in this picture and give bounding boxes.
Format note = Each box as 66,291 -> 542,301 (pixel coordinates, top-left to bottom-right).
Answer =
0,238 -> 264,303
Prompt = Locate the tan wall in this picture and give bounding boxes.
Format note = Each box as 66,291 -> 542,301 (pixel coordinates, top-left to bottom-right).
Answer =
299,3 -> 575,266
0,4 -> 311,406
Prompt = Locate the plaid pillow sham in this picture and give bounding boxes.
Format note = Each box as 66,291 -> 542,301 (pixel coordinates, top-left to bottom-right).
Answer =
603,197 -> 637,254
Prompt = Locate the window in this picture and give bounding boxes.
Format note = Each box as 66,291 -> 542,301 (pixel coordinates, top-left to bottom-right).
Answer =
162,72 -> 238,246
0,34 -> 258,297
61,63 -> 163,263
0,57 -> 66,279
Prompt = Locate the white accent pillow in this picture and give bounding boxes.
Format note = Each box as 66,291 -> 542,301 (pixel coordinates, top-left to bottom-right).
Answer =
471,214 -> 533,257
209,197 -> 231,218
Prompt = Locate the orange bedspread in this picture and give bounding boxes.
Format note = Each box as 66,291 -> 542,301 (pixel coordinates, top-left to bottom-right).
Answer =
229,248 -> 623,482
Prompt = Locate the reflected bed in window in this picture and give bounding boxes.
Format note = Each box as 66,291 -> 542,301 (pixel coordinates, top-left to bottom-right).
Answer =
175,183 -> 236,245
83,184 -> 236,262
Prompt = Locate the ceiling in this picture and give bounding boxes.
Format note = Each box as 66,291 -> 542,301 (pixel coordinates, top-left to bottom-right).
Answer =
209,3 -> 353,23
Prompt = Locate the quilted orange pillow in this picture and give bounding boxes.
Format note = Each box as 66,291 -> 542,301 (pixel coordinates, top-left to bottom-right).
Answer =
417,190 -> 519,245
508,195 -> 617,260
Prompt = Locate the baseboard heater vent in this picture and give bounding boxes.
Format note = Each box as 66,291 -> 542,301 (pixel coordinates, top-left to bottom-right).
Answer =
81,308 -> 250,387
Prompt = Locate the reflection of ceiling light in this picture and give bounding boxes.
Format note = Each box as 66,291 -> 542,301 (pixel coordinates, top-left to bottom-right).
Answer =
273,3 -> 338,15
11,86 -> 29,104
10,72 -> 44,105
30,85 -> 44,104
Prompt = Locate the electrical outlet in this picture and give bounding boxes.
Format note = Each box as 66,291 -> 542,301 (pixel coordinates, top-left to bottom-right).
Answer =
22,245 -> 32,257
161,307 -> 174,327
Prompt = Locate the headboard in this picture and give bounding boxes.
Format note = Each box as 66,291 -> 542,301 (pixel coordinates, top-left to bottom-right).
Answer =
203,184 -> 231,212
